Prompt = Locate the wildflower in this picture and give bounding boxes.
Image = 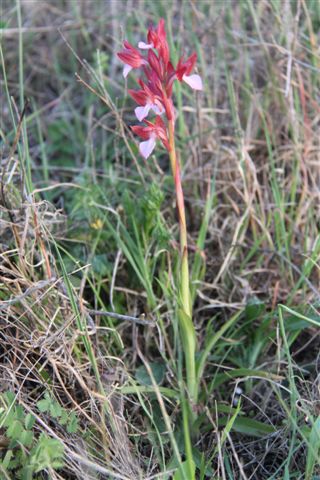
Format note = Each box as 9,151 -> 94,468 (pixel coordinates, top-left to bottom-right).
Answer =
128,81 -> 164,121
90,218 -> 103,230
117,41 -> 147,78
117,19 -> 202,151
175,53 -> 203,90
131,116 -> 170,159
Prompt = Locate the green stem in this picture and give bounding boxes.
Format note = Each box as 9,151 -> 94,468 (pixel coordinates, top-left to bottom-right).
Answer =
168,120 -> 190,316
168,119 -> 197,404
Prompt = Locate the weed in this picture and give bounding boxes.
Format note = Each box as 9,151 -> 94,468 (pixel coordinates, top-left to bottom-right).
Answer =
0,392 -> 65,479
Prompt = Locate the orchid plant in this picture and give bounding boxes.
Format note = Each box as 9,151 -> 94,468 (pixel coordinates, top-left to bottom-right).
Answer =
118,19 -> 202,405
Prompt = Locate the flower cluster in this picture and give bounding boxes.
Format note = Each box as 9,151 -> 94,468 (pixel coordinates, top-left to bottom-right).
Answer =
117,19 -> 203,159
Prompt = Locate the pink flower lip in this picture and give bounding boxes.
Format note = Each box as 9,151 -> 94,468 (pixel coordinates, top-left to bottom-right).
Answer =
123,64 -> 133,78
139,134 -> 156,158
135,104 -> 151,122
182,74 -> 203,90
134,102 -> 164,121
138,41 -> 154,49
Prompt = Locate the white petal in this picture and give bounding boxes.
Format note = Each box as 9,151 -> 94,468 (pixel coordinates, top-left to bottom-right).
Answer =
139,137 -> 156,159
182,74 -> 203,90
135,104 -> 151,122
151,104 -> 164,115
123,64 -> 132,78
138,41 -> 154,49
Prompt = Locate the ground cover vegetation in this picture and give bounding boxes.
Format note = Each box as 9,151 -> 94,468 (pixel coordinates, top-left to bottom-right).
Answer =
0,0 -> 319,479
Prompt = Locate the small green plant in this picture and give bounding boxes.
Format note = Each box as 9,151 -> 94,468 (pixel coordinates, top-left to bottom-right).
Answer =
0,392 -> 35,449
37,392 -> 79,434
0,391 -> 78,479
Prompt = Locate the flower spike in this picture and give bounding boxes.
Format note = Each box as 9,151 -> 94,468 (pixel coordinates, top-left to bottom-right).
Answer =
117,18 -> 203,147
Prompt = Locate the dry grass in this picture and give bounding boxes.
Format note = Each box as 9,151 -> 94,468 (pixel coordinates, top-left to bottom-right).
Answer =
0,179 -> 143,479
